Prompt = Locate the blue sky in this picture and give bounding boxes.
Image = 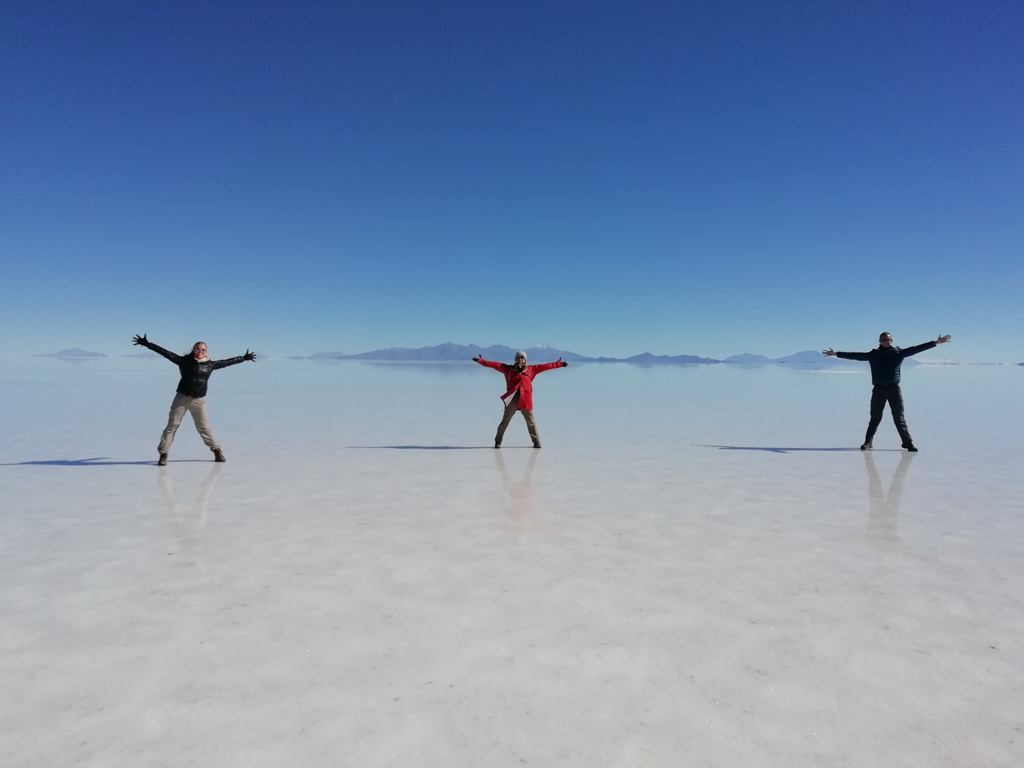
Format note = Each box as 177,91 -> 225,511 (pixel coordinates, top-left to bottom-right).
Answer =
3,1 -> 1022,361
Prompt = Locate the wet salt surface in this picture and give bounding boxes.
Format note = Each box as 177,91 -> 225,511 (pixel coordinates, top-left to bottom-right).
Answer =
2,359 -> 1022,767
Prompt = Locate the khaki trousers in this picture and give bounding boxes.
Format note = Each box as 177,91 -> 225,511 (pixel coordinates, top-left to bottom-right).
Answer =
158,393 -> 220,454
495,398 -> 540,446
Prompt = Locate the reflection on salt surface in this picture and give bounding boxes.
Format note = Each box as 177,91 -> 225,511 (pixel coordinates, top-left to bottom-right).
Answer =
864,451 -> 911,547
159,464 -> 223,573
494,450 -> 538,530
862,452 -> 937,567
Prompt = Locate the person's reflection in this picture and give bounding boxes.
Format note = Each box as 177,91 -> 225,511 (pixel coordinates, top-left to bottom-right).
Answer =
159,464 -> 223,572
864,451 -> 913,560
495,449 -> 539,531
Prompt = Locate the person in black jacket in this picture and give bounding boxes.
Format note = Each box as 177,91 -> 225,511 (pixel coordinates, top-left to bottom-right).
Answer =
822,332 -> 951,451
133,334 -> 256,465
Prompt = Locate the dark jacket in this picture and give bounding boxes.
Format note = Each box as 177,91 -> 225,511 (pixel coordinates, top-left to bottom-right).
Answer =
836,341 -> 936,386
144,341 -> 247,398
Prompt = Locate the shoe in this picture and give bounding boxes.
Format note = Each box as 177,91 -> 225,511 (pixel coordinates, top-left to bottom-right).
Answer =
494,442 -> 501,449
903,443 -> 918,452
533,442 -> 542,449
213,449 -> 226,462
157,453 -> 168,466
860,443 -> 872,451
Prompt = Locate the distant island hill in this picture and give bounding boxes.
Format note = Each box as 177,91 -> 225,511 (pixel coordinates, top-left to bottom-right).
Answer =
37,344 -> 1015,365
37,348 -> 109,358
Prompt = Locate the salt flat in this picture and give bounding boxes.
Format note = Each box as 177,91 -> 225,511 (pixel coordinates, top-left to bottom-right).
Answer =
1,358 -> 1022,767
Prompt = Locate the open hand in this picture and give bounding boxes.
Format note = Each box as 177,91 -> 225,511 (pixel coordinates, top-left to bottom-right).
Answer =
133,334 -> 148,347
243,349 -> 256,361
822,348 -> 836,357
936,334 -> 951,344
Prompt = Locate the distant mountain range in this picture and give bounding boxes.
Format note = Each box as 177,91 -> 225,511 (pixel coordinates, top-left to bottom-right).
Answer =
290,343 -> 855,366
288,343 -> 720,364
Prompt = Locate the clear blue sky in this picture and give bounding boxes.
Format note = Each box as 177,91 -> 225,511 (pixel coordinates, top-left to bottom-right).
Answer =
3,1 -> 1022,361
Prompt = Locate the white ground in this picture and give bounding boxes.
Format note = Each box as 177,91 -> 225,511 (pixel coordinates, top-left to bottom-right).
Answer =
2,358 -> 1022,767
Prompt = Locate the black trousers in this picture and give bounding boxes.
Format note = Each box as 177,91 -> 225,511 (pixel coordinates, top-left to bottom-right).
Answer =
865,384 -> 913,446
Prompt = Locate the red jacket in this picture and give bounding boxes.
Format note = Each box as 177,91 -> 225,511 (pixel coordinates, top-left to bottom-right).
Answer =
475,358 -> 564,410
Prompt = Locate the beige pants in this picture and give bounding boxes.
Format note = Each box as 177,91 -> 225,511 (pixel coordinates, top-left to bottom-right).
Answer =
495,401 -> 540,446
158,393 -> 219,454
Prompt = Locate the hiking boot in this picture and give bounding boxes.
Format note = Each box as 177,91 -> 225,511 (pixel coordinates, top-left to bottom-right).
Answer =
213,449 -> 226,462
860,443 -> 872,451
157,453 -> 168,466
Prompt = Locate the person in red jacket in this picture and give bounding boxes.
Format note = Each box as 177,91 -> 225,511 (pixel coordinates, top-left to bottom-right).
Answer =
474,350 -> 568,448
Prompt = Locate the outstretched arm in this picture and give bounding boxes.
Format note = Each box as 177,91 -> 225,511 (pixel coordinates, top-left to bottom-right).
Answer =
901,334 -> 951,359
133,334 -> 181,363
473,357 -> 506,372
531,358 -> 569,374
826,348 -> 871,361
212,350 -> 256,370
